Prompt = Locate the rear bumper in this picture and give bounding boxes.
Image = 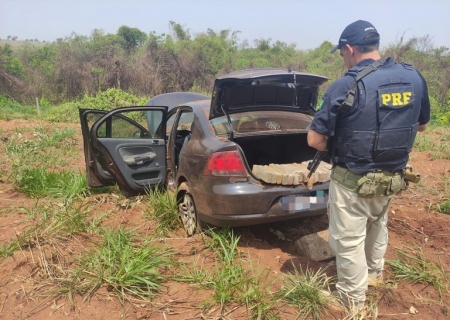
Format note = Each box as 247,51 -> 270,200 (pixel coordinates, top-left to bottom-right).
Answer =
198,205 -> 327,227
194,180 -> 329,227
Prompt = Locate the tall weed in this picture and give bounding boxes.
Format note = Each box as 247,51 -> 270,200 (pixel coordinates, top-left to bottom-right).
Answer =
386,246 -> 448,295
77,228 -> 174,302
16,166 -> 88,199
179,228 -> 280,318
144,187 -> 180,235
280,265 -> 334,320
0,201 -> 90,257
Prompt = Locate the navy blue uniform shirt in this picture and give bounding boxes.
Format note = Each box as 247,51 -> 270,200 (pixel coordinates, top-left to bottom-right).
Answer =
310,58 -> 431,137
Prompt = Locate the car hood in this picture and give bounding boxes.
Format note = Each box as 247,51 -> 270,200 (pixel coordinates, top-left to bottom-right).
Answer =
209,68 -> 328,120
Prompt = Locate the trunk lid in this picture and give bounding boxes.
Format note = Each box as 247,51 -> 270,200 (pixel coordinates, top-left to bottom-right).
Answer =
209,68 -> 328,120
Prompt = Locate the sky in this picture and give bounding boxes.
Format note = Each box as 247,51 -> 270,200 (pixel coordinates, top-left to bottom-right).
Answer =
1,0 -> 450,50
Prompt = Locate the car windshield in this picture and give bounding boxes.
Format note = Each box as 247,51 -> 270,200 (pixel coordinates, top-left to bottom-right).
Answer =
210,111 -> 312,135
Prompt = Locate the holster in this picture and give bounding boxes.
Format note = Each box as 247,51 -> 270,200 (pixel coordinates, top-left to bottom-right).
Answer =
404,165 -> 421,183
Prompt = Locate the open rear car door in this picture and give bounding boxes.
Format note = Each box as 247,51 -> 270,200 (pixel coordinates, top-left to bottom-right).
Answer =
79,107 -> 167,197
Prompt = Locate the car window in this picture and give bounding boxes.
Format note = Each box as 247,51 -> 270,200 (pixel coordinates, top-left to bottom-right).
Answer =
177,111 -> 194,131
210,111 -> 312,135
85,113 -> 103,132
96,110 -> 158,139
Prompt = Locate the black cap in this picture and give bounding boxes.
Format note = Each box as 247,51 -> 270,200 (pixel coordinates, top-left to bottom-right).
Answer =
330,20 -> 380,53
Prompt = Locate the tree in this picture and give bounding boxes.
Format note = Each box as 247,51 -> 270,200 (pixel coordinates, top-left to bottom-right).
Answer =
117,25 -> 147,51
1,44 -> 23,77
254,38 -> 271,51
169,21 -> 190,41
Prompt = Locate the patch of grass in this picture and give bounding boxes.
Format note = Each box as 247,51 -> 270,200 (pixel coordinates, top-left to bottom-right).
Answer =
0,96 -> 45,120
13,199 -> 44,221
437,199 -> 450,214
206,260 -> 247,310
203,227 -> 240,264
178,229 -> 280,318
413,133 -> 436,152
4,125 -> 77,153
47,201 -> 91,235
16,166 -> 88,199
0,226 -> 39,257
32,126 -> 76,147
176,255 -> 211,284
77,228 -> 174,302
144,187 -> 180,235
386,246 -> 448,295
241,257 -> 280,320
279,265 -> 333,320
3,125 -> 81,192
182,257 -> 279,318
0,201 -> 90,257
413,128 -> 450,160
437,175 -> 450,214
199,228 -> 245,310
5,132 -> 46,161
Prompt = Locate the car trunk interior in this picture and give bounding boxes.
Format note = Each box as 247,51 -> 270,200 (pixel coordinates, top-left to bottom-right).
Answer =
234,132 -> 331,185
235,133 -> 317,167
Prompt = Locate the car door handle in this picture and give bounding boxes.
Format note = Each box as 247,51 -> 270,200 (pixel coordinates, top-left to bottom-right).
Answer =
122,152 -> 157,165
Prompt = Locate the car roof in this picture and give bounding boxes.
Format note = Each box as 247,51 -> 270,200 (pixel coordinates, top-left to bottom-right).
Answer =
146,92 -> 210,111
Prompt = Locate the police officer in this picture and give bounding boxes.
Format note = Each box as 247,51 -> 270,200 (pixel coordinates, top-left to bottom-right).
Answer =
307,20 -> 430,309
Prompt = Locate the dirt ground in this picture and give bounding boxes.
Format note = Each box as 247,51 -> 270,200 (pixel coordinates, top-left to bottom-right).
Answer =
0,119 -> 449,320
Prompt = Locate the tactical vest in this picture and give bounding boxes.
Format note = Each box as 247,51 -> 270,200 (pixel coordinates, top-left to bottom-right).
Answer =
332,59 -> 423,175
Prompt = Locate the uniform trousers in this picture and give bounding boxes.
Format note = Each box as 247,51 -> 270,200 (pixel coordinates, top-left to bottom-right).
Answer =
328,179 -> 392,303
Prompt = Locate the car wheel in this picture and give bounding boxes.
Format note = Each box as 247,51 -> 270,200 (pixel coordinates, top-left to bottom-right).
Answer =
178,182 -> 202,236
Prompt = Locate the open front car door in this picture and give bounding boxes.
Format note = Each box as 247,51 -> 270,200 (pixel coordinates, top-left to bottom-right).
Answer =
79,107 -> 167,197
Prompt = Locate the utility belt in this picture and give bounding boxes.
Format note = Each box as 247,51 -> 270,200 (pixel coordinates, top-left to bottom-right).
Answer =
331,165 -> 404,196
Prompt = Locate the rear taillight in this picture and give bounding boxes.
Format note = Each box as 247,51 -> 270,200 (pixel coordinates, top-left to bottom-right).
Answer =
204,150 -> 247,177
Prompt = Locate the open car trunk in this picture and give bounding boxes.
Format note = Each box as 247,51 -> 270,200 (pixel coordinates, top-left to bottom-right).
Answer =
234,132 -> 332,186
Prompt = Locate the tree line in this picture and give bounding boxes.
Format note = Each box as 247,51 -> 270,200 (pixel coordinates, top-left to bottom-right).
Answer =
0,23 -> 449,117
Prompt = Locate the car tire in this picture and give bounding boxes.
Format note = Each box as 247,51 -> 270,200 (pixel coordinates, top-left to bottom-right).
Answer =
178,182 -> 203,236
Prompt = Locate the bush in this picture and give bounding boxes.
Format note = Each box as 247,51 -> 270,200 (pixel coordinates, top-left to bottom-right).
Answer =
43,88 -> 148,122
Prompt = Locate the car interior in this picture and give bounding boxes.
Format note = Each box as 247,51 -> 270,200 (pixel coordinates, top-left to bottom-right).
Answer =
174,111 -> 194,168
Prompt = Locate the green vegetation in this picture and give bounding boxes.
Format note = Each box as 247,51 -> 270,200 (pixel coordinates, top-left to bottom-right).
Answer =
76,228 -> 174,302
179,228 -> 281,319
280,265 -> 333,320
144,187 -> 181,235
411,126 -> 450,213
386,246 -> 449,315
4,124 -> 89,199
0,201 -> 90,258
16,166 -> 87,199
1,23 -> 449,125
437,175 -> 450,214
413,127 -> 450,159
44,88 -> 148,122
387,246 -> 449,295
